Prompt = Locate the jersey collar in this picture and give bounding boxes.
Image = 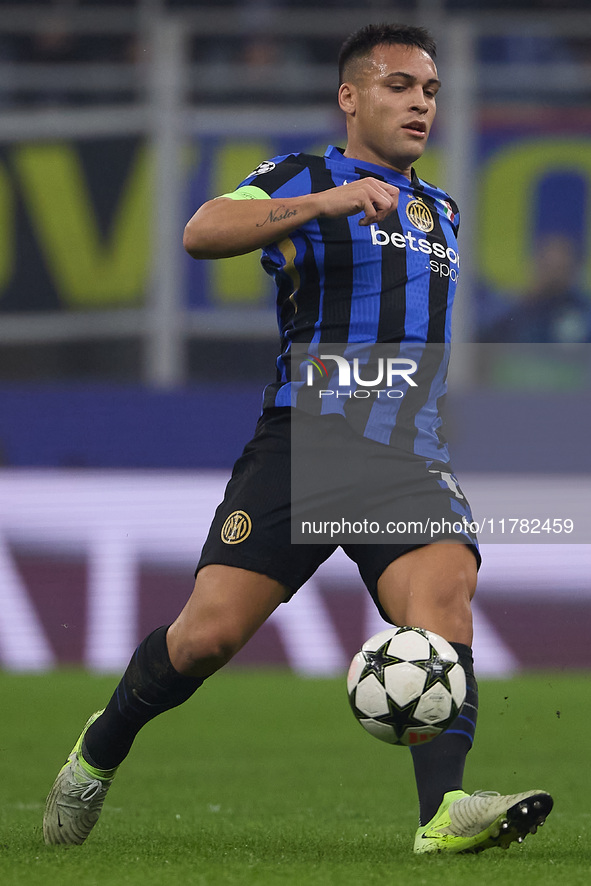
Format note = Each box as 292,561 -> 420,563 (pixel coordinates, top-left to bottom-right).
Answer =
324,145 -> 420,185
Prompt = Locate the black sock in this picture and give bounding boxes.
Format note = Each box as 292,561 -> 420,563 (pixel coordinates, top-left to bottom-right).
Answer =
410,642 -> 479,826
82,625 -> 203,771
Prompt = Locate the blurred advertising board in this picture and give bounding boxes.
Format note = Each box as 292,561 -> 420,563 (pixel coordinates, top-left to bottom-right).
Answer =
0,470 -> 589,675
0,109 -> 589,316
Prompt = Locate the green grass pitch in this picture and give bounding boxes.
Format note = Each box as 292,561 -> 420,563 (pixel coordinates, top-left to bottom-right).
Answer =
1,669 -> 589,886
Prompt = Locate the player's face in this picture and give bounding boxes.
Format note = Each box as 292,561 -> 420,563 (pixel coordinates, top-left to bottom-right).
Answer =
340,44 -> 440,176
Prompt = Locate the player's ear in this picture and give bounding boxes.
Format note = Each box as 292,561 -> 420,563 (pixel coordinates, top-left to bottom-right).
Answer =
338,81 -> 357,116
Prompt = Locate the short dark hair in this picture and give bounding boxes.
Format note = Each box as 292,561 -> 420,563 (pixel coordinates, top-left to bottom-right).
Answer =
338,23 -> 437,84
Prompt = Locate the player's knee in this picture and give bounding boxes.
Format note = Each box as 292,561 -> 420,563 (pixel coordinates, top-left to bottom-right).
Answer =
169,624 -> 244,678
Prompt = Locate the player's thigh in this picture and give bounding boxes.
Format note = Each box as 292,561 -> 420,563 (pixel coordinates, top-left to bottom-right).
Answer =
377,542 -> 478,605
168,564 -> 289,676
376,542 -> 478,644
171,409 -> 335,675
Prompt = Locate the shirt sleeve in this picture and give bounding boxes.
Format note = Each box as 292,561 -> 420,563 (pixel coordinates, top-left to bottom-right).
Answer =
230,154 -> 311,199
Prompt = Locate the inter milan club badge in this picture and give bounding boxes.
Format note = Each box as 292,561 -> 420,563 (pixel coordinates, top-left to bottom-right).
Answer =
221,510 -> 252,544
405,196 -> 434,233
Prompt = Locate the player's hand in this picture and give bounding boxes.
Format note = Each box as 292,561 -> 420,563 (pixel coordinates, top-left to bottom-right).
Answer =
317,178 -> 400,226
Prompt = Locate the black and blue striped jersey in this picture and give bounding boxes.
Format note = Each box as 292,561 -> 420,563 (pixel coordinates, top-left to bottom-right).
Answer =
231,145 -> 461,463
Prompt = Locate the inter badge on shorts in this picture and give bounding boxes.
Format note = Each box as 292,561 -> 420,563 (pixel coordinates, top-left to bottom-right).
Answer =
221,510 -> 253,544
406,196 -> 434,233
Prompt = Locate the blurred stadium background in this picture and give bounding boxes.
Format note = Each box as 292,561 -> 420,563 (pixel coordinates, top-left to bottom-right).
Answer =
0,0 -> 589,677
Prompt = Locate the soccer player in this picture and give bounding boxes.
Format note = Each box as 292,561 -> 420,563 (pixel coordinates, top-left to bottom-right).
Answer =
43,23 -> 553,854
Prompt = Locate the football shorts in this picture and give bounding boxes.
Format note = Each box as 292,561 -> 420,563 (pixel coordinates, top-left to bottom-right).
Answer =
196,407 -> 480,620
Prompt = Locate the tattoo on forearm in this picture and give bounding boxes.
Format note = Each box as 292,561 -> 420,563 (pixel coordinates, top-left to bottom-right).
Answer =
256,206 -> 298,227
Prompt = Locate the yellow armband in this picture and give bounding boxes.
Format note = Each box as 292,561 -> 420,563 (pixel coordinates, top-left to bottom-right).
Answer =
217,185 -> 271,201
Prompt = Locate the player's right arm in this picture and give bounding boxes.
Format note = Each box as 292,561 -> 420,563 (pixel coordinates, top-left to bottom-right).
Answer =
183,178 -> 399,260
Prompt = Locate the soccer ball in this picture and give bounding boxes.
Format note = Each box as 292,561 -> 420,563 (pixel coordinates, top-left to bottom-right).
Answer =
347,626 -> 466,746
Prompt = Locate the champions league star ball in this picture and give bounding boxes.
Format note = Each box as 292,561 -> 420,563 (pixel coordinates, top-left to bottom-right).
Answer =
347,626 -> 466,746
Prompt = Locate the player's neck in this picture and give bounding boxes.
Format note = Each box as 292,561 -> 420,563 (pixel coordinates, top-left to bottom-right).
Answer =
343,144 -> 412,180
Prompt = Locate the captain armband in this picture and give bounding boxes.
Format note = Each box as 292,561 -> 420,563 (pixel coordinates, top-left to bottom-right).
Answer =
216,186 -> 271,201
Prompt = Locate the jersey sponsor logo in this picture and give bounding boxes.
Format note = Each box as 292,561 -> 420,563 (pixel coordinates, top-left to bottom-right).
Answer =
221,510 -> 253,544
369,225 -> 459,266
405,197 -> 434,233
250,161 -> 276,176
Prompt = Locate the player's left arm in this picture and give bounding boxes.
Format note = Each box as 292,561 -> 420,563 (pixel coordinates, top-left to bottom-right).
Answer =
183,180 -> 399,260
